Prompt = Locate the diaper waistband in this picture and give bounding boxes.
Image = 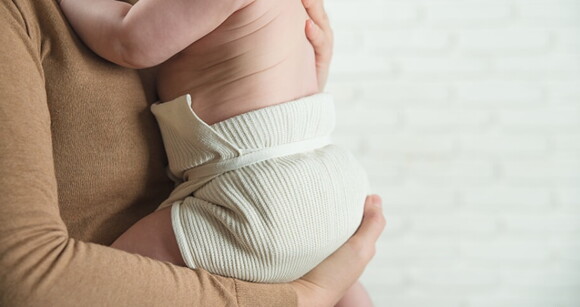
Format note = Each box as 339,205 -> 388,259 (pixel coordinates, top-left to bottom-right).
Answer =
151,93 -> 336,180
151,93 -> 336,208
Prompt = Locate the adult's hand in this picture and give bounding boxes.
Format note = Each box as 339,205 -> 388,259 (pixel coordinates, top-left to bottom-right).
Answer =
303,0 -> 333,91
291,195 -> 386,307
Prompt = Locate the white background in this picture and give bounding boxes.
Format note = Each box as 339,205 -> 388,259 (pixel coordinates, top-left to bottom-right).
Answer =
325,0 -> 580,306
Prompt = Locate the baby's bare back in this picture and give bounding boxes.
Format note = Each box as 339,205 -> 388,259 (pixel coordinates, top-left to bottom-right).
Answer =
156,0 -> 318,125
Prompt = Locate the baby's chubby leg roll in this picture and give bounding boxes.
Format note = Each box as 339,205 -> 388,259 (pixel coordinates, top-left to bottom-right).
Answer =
111,206 -> 186,266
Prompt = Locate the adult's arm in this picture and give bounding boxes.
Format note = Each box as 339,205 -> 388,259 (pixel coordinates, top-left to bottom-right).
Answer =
0,1 -> 293,306
0,0 -> 379,305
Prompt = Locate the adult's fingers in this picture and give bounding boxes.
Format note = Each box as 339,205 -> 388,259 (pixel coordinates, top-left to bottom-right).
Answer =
301,0 -> 333,91
302,0 -> 330,32
304,18 -> 331,91
293,195 -> 385,306
302,0 -> 333,50
303,0 -> 333,56
305,19 -> 325,50
363,195 -> 385,230
347,195 -> 386,261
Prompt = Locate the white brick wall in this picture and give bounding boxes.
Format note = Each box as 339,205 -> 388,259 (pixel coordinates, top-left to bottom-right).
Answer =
325,0 -> 580,306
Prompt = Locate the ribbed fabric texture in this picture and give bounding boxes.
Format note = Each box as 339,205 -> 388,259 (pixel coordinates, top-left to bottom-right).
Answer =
151,93 -> 369,282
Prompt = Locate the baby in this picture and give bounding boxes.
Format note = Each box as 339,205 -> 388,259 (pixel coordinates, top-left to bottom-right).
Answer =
60,0 -> 370,304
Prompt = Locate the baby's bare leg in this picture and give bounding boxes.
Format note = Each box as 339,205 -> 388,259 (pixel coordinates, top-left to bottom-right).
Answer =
111,206 -> 186,266
335,280 -> 373,307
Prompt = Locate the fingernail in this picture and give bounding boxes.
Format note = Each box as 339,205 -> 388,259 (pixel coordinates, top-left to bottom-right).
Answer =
372,195 -> 382,208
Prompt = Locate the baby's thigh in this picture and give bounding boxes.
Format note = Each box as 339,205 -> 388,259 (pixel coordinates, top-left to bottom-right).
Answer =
110,206 -> 186,266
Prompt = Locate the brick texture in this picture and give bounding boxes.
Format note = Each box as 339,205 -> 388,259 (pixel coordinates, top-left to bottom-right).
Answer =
325,0 -> 580,305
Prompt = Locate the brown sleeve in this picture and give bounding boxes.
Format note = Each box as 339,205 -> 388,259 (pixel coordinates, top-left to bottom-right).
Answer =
0,1 -> 296,306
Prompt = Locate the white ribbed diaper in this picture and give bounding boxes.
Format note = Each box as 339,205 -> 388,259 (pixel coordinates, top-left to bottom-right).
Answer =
151,93 -> 368,283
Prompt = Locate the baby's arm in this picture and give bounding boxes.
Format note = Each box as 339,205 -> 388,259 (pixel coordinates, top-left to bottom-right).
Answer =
59,0 -> 249,68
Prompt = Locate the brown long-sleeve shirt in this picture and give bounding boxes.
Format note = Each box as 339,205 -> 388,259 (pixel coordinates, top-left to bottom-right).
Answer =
0,0 -> 296,305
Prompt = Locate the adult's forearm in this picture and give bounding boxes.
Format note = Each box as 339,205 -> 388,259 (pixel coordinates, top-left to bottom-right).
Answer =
0,1 -> 296,304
